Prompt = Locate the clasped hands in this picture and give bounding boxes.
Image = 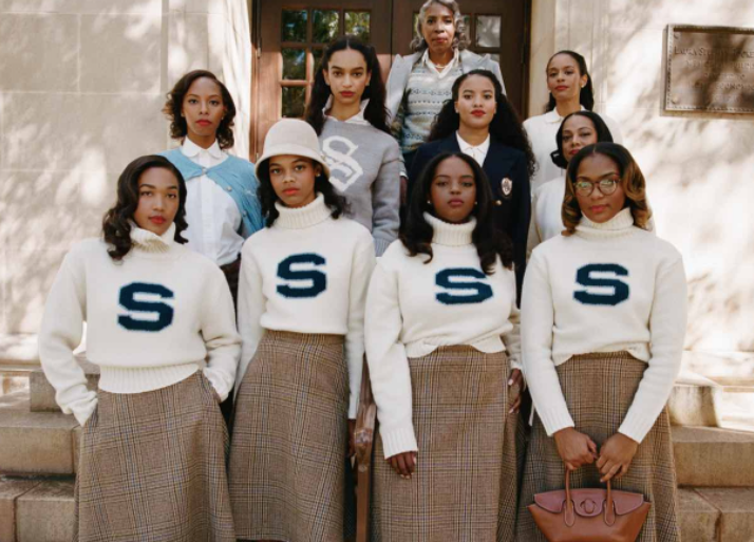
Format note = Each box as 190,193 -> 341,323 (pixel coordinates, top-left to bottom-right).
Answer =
553,427 -> 639,482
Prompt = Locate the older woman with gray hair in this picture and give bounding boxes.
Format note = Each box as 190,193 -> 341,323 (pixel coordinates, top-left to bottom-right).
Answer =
387,0 -> 506,172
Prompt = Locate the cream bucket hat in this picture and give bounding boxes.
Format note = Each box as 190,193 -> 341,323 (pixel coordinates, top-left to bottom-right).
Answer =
255,118 -> 331,178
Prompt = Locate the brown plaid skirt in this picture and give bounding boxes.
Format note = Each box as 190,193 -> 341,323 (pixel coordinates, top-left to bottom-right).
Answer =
371,346 -> 520,542
229,330 -> 354,542
516,352 -> 680,542
74,371 -> 235,542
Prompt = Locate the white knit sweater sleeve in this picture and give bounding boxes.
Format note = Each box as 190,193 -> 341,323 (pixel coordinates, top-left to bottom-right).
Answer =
200,266 -> 242,402
38,248 -> 97,427
503,270 -> 523,371
235,245 -> 267,392
521,250 -> 575,435
365,254 -> 418,458
345,231 -> 376,418
619,254 -> 687,442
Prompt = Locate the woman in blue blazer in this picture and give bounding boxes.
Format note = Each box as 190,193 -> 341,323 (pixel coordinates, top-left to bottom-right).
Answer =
409,69 -> 534,301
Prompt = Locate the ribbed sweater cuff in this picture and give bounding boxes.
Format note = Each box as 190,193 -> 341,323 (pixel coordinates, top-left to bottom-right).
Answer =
537,405 -> 576,437
98,363 -> 200,394
380,425 -> 418,459
374,238 -> 391,257
70,398 -> 98,427
618,413 -> 654,444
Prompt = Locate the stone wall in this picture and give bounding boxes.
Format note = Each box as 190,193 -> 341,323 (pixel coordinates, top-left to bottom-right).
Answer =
0,0 -> 252,334
529,0 -> 754,355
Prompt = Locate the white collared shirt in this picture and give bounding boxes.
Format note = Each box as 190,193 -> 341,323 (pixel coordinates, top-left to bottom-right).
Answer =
422,48 -> 460,79
181,138 -> 244,266
456,132 -> 491,166
523,107 -> 623,192
323,97 -> 372,126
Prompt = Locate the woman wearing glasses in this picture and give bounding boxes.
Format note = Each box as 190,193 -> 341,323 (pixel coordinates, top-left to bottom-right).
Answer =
517,142 -> 686,542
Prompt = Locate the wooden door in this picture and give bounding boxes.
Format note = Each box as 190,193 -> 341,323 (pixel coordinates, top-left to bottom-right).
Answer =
253,0 -> 392,159
391,0 -> 530,117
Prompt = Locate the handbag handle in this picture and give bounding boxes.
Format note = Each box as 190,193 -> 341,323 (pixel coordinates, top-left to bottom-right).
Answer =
564,467 -> 616,527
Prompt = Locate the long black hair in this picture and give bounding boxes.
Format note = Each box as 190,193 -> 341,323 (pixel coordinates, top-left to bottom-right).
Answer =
545,50 -> 595,113
163,69 -> 237,149
428,69 -> 536,178
102,155 -> 188,261
256,159 -> 347,227
401,152 -> 513,274
550,110 -> 614,168
305,35 -> 389,136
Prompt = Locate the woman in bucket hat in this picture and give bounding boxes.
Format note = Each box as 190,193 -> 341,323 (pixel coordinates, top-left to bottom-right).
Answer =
228,119 -> 375,542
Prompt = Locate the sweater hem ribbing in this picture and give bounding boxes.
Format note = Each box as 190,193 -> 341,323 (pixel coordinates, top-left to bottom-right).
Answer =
98,363 -> 200,394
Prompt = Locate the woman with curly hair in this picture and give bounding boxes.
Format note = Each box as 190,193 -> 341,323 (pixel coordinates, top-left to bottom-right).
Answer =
527,110 -> 614,256
409,69 -> 533,300
161,69 -> 264,305
366,152 -> 522,541
518,142 -> 686,542
229,119 -> 375,542
524,50 -> 623,190
386,0 -> 506,173
304,35 -> 401,256
38,155 -> 240,542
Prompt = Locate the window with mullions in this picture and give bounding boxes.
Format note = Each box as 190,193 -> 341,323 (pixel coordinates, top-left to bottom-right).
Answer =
280,8 -> 372,118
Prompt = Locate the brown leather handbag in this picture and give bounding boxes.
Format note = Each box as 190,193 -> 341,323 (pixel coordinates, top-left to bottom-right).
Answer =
528,466 -> 651,542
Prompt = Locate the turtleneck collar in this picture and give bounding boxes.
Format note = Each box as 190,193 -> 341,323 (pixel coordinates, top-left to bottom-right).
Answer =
129,221 -> 176,253
575,207 -> 636,239
274,193 -> 332,229
425,212 -> 476,246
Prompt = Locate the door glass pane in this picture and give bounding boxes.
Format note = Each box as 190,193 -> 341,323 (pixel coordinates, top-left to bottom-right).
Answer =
313,48 -> 325,74
475,15 -> 501,48
282,86 -> 306,118
282,48 -> 307,80
282,9 -> 308,43
313,10 -> 339,43
345,11 -> 371,42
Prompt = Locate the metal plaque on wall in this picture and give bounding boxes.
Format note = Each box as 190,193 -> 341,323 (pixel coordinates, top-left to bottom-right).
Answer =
665,25 -> 754,114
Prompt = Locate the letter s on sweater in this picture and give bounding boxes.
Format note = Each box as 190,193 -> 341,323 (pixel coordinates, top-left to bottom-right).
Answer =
573,263 -> 630,306
118,282 -> 175,332
435,268 -> 493,305
276,253 -> 328,298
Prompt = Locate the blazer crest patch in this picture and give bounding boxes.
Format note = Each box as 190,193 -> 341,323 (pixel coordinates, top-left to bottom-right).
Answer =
500,177 -> 513,199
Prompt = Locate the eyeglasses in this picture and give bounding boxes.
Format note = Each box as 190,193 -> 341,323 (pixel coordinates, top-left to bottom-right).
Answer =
573,178 -> 620,197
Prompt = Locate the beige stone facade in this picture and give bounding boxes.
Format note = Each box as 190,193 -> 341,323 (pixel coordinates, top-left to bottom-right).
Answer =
1,0 -> 753,362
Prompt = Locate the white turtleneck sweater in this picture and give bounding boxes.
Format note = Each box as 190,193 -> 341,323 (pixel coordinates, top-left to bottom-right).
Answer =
38,223 -> 241,427
365,213 -> 521,459
522,208 -> 687,443
236,194 -> 376,418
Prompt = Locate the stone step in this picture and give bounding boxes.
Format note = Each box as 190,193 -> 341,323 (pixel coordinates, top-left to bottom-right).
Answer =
674,426 -> 754,488
668,370 -> 723,427
1,478 -> 752,542
0,393 -> 79,476
0,335 -> 40,370
0,477 -> 75,542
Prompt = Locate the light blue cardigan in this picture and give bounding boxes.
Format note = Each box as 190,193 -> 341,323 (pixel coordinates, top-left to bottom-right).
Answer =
160,149 -> 264,238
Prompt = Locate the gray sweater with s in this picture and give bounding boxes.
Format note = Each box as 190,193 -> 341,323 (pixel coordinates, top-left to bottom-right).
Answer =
319,119 -> 402,256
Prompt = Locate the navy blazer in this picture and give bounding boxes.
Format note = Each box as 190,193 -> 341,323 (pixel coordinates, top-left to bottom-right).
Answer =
409,136 -> 531,303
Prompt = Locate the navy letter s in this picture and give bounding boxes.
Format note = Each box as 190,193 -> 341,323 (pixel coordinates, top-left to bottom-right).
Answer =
118,282 -> 175,332
435,268 -> 493,305
574,264 -> 630,306
277,253 -> 327,298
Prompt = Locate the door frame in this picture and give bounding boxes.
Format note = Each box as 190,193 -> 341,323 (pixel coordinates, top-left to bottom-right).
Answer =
249,0 -> 532,160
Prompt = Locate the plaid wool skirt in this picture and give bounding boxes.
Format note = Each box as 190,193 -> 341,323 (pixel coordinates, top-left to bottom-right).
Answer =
371,346 -> 520,542
229,330 -> 354,542
516,352 -> 680,542
74,371 -> 235,542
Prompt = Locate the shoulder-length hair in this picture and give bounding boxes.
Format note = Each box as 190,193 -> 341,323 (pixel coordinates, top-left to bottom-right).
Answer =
545,50 -> 595,113
562,143 -> 652,235
401,152 -> 513,273
550,110 -> 614,169
429,69 -> 536,178
410,0 -> 470,53
305,35 -> 389,136
102,155 -> 188,261
162,69 -> 237,150
256,159 -> 347,227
